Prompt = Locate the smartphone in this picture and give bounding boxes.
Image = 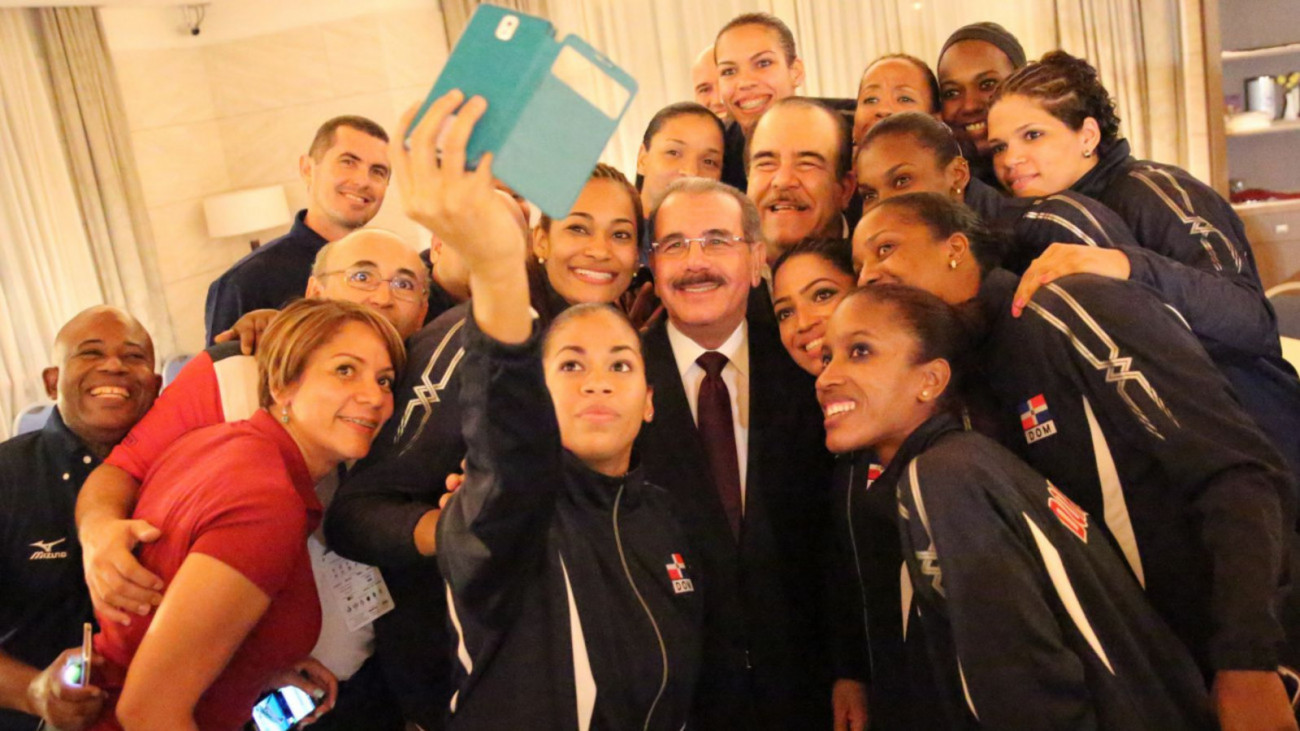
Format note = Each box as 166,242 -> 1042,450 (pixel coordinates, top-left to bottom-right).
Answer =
61,622 -> 93,687
251,686 -> 317,731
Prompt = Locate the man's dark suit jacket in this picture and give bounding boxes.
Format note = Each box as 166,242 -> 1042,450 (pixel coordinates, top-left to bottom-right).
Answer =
638,317 -> 833,729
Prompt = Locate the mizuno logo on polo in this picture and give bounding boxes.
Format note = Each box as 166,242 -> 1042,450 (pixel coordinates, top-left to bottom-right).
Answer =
29,538 -> 68,560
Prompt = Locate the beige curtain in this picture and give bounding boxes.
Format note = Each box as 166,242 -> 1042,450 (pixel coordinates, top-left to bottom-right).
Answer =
441,0 -> 551,47
1055,0 -> 1211,179
0,9 -> 105,438
33,7 -> 176,359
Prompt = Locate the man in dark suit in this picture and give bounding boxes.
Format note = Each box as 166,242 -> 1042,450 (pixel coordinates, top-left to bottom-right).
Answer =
638,177 -> 833,729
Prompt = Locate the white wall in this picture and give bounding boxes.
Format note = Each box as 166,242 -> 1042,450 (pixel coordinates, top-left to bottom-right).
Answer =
101,0 -> 448,353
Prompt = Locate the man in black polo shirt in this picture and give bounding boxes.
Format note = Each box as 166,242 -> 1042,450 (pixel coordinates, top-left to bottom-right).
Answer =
0,306 -> 159,731
203,115 -> 391,344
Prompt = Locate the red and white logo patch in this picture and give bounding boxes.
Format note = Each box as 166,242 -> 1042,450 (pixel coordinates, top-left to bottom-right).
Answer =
1047,483 -> 1088,543
666,553 -> 694,594
1019,394 -> 1058,444
866,463 -> 883,488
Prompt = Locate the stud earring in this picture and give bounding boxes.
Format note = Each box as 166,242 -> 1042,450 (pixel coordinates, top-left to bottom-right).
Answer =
1083,149 -> 1093,158
921,390 -> 931,399
948,258 -> 958,270
280,405 -> 291,424
954,186 -> 964,197
537,256 -> 546,265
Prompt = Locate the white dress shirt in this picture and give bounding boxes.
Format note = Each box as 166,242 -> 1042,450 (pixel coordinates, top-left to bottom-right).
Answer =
666,319 -> 750,505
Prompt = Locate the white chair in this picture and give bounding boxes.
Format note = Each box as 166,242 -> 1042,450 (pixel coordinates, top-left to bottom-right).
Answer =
161,353 -> 194,390
1267,281 -> 1300,340
12,402 -> 54,436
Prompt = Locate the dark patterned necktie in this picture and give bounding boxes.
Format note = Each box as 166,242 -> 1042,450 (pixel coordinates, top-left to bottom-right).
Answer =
697,351 -> 741,539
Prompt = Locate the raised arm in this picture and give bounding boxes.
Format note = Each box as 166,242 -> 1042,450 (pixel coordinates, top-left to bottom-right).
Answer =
393,91 -> 563,625
393,91 -> 530,343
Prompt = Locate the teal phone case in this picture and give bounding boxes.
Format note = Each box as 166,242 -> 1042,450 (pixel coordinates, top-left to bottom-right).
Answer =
412,5 -> 637,218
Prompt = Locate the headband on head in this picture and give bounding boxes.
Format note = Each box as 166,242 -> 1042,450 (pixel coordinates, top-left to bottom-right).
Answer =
939,22 -> 1027,70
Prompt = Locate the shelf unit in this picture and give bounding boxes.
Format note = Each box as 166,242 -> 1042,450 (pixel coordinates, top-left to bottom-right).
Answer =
1227,117 -> 1300,137
1222,41 -> 1300,61
1205,0 -> 1300,287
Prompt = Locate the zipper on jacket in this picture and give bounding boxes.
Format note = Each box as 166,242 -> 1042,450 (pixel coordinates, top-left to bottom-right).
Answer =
612,483 -> 669,731
845,460 -> 876,677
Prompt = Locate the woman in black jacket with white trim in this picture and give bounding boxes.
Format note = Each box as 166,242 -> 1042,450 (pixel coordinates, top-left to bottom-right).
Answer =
817,282 -> 1212,729
985,51 -> 1300,479
394,90 -> 702,730
852,192 -> 1296,728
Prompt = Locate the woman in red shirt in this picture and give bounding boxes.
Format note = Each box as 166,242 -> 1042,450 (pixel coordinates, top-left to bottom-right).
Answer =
91,299 -> 405,731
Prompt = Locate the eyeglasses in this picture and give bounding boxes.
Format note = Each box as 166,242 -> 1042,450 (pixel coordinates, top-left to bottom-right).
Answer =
650,235 -> 747,259
316,266 -> 426,302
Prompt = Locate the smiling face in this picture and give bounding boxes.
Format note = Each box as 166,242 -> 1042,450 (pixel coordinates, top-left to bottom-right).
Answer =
277,320 -> 396,480
937,40 -> 1018,156
651,189 -> 763,349
852,204 -> 979,305
772,253 -> 856,375
987,93 -> 1099,198
534,178 -> 640,305
815,295 -> 940,462
44,307 -> 160,454
715,23 -> 805,134
747,103 -> 854,257
692,47 -> 731,124
544,308 -> 653,477
300,125 -> 390,239
854,58 -> 936,144
855,132 -> 969,210
637,114 -> 725,212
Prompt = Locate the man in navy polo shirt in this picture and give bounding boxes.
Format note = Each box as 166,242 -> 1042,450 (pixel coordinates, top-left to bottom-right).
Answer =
0,306 -> 159,731
204,115 -> 391,344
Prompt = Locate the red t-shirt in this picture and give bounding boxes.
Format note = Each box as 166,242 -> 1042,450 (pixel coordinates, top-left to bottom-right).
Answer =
93,410 -> 322,731
106,348 -> 259,481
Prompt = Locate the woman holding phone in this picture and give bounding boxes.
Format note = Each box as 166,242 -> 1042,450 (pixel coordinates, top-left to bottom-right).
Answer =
394,90 -> 703,729
90,299 -> 405,730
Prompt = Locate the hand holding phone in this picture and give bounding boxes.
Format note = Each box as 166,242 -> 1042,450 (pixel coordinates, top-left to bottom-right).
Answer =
60,622 -> 93,687
255,658 -> 337,730
30,640 -> 104,731
252,685 -> 319,731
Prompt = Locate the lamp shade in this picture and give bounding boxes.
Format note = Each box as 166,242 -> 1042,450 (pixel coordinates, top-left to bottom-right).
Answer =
203,185 -> 291,238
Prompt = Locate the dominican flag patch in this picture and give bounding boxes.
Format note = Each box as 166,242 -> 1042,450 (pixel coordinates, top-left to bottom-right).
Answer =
1047,483 -> 1088,543
866,463 -> 883,488
1019,394 -> 1058,444
666,554 -> 694,594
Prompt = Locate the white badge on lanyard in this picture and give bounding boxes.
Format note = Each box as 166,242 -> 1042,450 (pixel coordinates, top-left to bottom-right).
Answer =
322,550 -> 395,631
